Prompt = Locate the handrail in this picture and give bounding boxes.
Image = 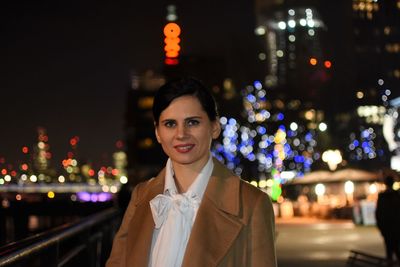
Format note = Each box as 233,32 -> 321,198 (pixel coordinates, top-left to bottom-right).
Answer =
347,249 -> 400,267
0,207 -> 121,267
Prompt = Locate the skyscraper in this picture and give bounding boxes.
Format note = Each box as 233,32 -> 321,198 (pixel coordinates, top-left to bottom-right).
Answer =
254,0 -> 333,106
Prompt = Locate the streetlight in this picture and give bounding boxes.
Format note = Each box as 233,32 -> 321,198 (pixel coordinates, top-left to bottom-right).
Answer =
315,183 -> 326,203
344,180 -> 354,205
322,149 -> 342,171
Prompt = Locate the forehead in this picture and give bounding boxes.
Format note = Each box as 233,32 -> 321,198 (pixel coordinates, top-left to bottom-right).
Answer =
160,95 -> 205,118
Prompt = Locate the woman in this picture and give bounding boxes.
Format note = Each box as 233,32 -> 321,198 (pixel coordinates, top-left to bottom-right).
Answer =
106,77 -> 277,267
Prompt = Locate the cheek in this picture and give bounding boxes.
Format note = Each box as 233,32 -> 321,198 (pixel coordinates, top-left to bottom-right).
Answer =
200,131 -> 214,145
157,131 -> 173,144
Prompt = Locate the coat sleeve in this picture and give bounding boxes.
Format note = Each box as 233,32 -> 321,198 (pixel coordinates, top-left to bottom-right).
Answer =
248,192 -> 277,267
106,184 -> 141,267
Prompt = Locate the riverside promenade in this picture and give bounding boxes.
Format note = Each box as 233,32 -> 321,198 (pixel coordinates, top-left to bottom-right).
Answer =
275,217 -> 385,267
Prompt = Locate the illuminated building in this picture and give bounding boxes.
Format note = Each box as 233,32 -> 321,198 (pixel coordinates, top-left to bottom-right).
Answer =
32,127 -> 56,182
254,0 -> 399,170
61,136 -> 82,182
163,7 -> 181,67
254,0 -> 333,106
336,0 -> 400,169
352,0 -> 400,106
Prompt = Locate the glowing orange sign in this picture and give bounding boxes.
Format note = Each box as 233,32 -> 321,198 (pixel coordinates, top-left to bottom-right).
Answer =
163,22 -> 181,65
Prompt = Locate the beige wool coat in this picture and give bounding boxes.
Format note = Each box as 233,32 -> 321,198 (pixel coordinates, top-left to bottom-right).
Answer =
106,158 -> 277,267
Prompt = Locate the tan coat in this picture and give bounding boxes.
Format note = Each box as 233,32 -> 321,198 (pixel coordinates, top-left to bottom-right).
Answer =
106,159 -> 277,267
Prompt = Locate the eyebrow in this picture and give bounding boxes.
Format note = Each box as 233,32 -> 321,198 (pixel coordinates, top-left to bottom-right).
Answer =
160,116 -> 203,124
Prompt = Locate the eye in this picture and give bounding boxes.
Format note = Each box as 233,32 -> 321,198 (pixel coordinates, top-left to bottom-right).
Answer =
187,119 -> 200,126
163,120 -> 176,128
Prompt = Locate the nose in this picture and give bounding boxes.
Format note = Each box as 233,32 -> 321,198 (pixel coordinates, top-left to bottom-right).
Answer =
176,124 -> 188,139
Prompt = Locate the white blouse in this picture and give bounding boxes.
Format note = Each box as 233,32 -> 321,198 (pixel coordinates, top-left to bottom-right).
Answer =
148,156 -> 214,267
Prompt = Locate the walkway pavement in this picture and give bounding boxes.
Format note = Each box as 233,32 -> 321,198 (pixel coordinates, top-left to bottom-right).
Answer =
275,217 -> 385,267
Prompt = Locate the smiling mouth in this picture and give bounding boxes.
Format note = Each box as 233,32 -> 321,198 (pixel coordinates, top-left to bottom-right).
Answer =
174,144 -> 195,153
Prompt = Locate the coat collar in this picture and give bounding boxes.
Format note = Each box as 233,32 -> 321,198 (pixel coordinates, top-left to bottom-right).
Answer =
126,158 -> 243,267
125,168 -> 165,267
182,159 -> 244,266
204,158 -> 240,216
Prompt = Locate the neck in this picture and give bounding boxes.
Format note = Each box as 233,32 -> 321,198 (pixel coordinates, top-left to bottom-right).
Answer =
172,156 -> 210,193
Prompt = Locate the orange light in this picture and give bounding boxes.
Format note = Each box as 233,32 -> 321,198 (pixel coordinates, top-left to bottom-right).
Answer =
309,57 -> 317,65
324,60 -> 332,68
88,169 -> 95,176
22,146 -> 29,154
164,58 -> 179,65
164,42 -> 181,52
164,37 -> 181,45
21,164 -> 28,171
70,138 -> 77,146
163,22 -> 181,62
163,23 -> 181,38
165,50 -> 179,58
112,169 -> 119,176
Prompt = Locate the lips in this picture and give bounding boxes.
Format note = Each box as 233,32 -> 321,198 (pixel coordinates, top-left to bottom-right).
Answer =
174,144 -> 195,153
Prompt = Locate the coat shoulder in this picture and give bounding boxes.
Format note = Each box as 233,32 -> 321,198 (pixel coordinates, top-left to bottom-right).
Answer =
131,173 -> 165,205
239,178 -> 272,206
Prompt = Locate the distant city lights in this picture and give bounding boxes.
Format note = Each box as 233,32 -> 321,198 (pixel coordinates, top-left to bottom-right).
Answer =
315,183 -> 326,196
119,175 -> 128,184
213,80 -> 321,200
318,122 -> 327,132
309,57 -> 317,65
30,175 -> 38,183
47,191 -> 55,199
255,26 -> 266,36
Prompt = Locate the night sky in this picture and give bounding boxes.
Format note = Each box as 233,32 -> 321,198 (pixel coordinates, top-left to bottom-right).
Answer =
0,1 -> 254,168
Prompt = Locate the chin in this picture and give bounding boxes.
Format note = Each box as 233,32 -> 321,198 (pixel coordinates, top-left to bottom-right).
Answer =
170,154 -> 201,165
171,157 -> 196,165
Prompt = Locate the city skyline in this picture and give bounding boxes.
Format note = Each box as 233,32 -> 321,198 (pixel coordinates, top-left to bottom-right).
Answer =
1,1 -> 399,175
0,1 -> 257,167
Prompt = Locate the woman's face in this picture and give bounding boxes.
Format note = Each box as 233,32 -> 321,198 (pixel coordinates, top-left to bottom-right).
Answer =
155,95 -> 221,170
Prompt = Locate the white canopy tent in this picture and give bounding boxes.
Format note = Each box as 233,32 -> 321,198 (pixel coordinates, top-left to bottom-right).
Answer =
289,169 -> 380,185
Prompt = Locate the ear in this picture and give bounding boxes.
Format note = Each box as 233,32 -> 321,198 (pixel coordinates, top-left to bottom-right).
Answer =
154,124 -> 161,143
211,119 -> 221,140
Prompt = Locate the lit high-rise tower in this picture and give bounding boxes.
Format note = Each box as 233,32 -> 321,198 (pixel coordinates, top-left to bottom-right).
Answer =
33,127 -> 51,178
351,0 -> 400,105
163,5 -> 181,66
254,1 -> 332,105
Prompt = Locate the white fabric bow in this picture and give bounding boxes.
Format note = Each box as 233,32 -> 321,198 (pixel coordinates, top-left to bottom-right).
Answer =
150,191 -> 200,229
149,191 -> 201,267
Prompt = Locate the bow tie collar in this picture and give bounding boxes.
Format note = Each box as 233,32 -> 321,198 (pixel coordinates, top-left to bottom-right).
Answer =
150,190 -> 200,229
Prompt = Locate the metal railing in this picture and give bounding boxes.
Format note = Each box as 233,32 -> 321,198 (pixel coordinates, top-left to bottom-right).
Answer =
0,207 -> 121,267
347,249 -> 400,267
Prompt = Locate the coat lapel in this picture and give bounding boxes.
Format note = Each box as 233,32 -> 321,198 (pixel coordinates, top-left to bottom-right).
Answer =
182,159 -> 244,267
126,169 -> 165,267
